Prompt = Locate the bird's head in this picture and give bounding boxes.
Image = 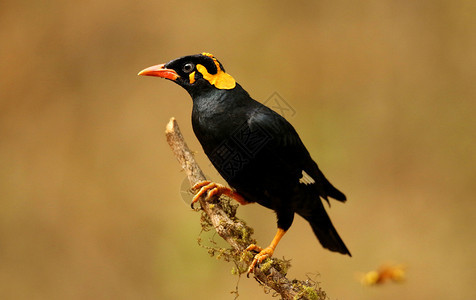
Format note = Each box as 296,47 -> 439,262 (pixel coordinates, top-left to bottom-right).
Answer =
138,53 -> 236,96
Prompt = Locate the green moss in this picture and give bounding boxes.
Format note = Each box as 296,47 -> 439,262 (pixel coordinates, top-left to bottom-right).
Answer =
219,195 -> 238,218
259,258 -> 274,273
240,249 -> 254,262
238,224 -> 253,242
291,277 -> 327,300
293,285 -> 319,300
195,194 -> 327,298
199,211 -> 213,232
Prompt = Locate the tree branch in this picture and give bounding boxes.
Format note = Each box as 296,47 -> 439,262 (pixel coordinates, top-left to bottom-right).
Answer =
165,117 -> 327,300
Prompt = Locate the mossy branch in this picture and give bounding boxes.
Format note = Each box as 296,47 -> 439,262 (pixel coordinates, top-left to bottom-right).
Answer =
165,117 -> 327,300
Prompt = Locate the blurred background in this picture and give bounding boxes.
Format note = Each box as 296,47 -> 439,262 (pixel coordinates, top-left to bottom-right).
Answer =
1,1 -> 475,299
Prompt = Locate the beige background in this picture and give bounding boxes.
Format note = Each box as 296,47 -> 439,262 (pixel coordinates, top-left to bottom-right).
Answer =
1,1 -> 475,299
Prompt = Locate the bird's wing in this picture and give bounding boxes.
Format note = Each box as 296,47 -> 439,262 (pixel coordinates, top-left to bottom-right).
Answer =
247,105 -> 346,202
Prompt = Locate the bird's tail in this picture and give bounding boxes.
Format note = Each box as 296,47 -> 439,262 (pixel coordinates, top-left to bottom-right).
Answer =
314,166 -> 347,202
305,210 -> 351,256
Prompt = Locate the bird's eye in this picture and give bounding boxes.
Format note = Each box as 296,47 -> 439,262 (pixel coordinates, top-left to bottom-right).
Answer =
182,63 -> 195,73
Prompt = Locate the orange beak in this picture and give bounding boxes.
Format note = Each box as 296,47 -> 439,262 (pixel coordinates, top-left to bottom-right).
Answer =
137,64 -> 179,81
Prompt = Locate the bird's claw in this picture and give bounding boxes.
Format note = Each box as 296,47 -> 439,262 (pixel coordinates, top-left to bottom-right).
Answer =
190,180 -> 226,209
246,244 -> 274,276
245,244 -> 263,253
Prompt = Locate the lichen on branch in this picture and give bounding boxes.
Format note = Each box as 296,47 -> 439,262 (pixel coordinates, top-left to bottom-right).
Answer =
165,117 -> 327,300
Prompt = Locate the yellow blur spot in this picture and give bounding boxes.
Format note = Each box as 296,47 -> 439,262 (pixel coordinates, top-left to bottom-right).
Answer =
361,271 -> 380,285
359,264 -> 406,286
189,71 -> 195,84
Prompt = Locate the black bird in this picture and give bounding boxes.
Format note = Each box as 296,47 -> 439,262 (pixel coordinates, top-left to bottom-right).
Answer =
138,53 -> 351,272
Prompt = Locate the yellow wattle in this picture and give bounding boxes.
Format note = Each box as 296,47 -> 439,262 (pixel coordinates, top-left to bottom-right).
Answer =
201,52 -> 214,58
196,64 -> 236,90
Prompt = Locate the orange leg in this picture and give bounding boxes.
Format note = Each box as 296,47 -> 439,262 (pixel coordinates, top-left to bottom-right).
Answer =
191,180 -> 249,208
246,228 -> 287,274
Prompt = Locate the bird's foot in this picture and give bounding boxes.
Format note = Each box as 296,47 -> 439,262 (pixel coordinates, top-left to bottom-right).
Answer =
245,244 -> 275,275
191,181 -> 222,208
191,180 -> 248,208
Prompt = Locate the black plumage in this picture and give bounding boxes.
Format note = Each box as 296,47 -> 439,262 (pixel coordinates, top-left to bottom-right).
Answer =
139,53 -> 351,270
